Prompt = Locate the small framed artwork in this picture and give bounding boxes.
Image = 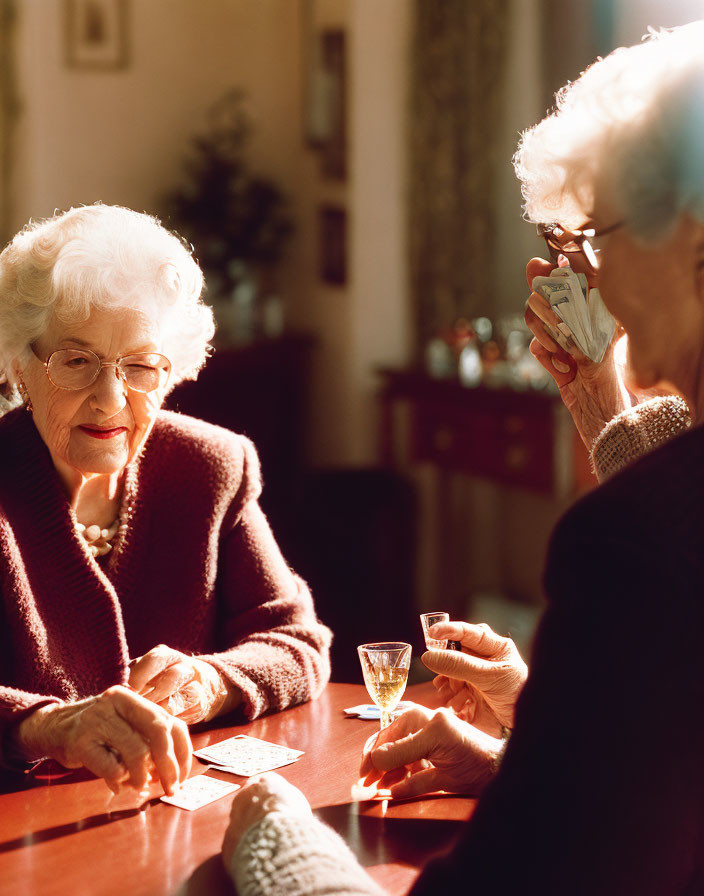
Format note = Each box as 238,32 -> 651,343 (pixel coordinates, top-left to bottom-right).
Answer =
65,0 -> 129,70
304,26 -> 347,180
319,30 -> 346,180
319,205 -> 347,286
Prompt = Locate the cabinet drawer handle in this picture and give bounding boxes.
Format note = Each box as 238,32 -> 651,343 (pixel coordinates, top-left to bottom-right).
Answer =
504,415 -> 525,435
433,428 -> 454,452
504,445 -> 527,470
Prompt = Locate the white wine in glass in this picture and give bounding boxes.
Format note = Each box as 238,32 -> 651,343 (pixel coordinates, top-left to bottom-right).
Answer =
357,642 -> 412,730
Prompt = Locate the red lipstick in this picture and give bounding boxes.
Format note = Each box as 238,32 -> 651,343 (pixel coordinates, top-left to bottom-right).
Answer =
78,425 -> 127,440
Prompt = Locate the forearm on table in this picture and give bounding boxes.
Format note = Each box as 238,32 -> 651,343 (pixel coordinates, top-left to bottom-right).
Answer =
218,506 -> 332,717
230,811 -> 384,896
194,664 -> 243,720
202,624 -> 332,719
4,700 -> 63,766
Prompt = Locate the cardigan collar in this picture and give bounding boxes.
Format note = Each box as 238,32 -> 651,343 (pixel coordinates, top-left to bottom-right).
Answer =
0,408 -> 131,693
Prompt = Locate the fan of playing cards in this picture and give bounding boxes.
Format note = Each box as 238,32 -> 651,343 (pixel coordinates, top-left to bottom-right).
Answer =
531,266 -> 617,364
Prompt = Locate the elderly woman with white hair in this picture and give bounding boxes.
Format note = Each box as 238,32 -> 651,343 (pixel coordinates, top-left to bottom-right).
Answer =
0,203 -> 330,796
219,21 -> 704,895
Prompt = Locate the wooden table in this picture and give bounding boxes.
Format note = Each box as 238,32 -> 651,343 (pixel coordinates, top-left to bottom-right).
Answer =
0,683 -> 475,896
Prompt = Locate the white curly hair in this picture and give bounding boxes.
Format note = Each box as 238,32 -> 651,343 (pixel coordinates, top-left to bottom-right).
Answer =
0,203 -> 215,397
513,20 -> 704,242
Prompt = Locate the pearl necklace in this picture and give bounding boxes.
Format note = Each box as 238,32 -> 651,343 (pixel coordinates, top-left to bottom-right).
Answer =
76,519 -> 120,558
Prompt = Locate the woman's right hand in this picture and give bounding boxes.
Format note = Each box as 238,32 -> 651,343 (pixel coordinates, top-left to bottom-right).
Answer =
13,685 -> 192,795
525,257 -> 631,450
222,773 -> 312,868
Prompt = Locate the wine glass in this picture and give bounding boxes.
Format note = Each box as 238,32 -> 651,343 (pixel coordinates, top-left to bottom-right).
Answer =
357,642 -> 412,730
420,612 -> 450,650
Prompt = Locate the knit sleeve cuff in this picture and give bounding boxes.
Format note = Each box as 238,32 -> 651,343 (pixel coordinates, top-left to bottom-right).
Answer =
200,575 -> 332,721
590,395 -> 691,482
229,811 -> 385,896
0,697 -> 64,771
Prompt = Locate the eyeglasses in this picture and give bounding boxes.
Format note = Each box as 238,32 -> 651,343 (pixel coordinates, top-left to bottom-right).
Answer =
537,220 -> 624,275
35,347 -> 172,393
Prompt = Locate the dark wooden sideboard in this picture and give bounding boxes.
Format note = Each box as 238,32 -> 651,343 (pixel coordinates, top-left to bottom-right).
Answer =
378,369 -> 594,499
377,369 -> 595,617
165,334 -> 314,529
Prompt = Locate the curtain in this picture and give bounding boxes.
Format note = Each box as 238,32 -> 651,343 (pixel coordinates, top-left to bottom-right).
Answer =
409,0 -> 510,354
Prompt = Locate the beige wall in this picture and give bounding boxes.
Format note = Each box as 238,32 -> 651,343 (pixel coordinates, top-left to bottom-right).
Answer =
613,0 -> 704,43
11,1 -> 704,469
288,0 -> 412,466
493,0 -> 544,316
284,0 -> 353,466
11,0 -> 412,468
13,0 -> 304,227
348,0 -> 412,463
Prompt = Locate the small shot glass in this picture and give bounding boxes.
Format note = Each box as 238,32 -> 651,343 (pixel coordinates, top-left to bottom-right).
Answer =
420,612 -> 450,650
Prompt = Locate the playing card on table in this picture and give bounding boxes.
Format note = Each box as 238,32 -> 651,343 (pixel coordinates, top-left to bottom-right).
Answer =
532,266 -> 616,363
343,702 -> 414,720
160,774 -> 240,810
194,735 -> 304,777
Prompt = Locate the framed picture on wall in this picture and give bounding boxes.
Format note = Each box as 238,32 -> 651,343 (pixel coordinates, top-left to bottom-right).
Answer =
304,25 -> 347,180
319,205 -> 347,286
65,0 -> 129,70
318,30 -> 346,180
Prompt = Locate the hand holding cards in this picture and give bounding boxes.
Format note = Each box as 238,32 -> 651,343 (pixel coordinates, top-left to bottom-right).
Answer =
531,266 -> 616,363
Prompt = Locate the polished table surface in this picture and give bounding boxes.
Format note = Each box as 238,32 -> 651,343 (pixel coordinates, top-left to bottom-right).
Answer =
0,683 -> 476,896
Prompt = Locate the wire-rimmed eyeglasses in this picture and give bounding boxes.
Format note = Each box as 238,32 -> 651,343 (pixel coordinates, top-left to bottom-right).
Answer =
33,347 -> 172,393
537,220 -> 624,275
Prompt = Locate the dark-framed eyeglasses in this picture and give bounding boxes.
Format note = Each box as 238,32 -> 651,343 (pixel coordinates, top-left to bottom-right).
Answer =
537,220 -> 624,275
34,347 -> 172,393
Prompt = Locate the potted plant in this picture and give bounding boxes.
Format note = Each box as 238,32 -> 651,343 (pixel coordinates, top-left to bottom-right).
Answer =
165,89 -> 293,343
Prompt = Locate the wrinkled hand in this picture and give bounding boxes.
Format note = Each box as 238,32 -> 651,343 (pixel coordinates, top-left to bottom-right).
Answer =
222,772 -> 312,868
17,685 -> 191,795
359,705 -> 500,799
423,621 -> 527,733
129,644 -> 238,725
525,257 -> 632,450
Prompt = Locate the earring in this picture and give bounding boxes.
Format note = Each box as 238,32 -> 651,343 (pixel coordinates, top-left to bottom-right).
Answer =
17,377 -> 33,413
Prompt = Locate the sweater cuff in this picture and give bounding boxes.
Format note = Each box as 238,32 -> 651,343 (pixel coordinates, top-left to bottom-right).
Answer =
0,697 -> 64,771
229,811 -> 385,896
590,395 -> 691,482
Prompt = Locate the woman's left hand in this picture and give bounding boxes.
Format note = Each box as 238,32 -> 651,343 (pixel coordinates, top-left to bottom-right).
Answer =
128,644 -> 235,724
222,773 -> 312,868
359,705 -> 500,798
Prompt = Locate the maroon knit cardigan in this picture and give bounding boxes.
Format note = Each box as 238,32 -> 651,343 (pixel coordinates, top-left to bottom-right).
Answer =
0,408 -> 331,764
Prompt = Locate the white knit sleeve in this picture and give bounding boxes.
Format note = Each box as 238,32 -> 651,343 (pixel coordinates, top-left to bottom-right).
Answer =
590,395 -> 691,482
229,811 -> 385,896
